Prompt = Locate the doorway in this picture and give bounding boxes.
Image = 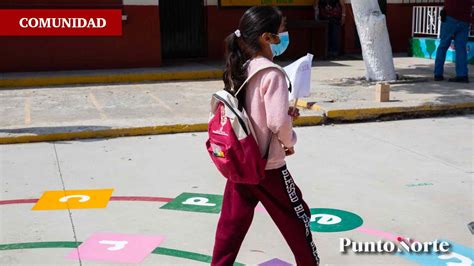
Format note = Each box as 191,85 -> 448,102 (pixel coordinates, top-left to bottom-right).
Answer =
159,0 -> 207,59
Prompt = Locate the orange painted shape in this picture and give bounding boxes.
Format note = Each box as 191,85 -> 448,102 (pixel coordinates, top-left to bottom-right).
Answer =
32,189 -> 114,210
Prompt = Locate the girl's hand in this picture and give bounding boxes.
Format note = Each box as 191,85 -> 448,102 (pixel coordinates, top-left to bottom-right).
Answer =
284,146 -> 295,156
288,106 -> 300,120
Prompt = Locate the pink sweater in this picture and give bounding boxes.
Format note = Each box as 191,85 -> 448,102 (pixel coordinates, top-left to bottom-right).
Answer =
244,57 -> 297,170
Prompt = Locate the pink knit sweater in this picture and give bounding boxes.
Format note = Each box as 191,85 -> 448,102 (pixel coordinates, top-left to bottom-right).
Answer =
244,56 -> 297,170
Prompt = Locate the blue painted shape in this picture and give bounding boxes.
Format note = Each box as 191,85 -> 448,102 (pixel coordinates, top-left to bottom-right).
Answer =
397,240 -> 474,266
259,258 -> 292,266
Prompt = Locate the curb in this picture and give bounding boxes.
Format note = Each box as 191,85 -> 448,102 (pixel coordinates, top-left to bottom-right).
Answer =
0,70 -> 224,88
0,123 -> 208,145
325,102 -> 474,121
0,102 -> 472,145
0,115 -> 325,145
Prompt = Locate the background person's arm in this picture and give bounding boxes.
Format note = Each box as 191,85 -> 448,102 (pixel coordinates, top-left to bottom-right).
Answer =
314,0 -> 320,20
339,0 -> 346,25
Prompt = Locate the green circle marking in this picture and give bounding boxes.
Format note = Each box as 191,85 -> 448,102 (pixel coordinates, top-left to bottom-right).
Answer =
310,208 -> 363,232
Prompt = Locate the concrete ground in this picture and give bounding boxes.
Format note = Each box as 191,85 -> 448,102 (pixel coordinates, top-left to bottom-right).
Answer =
1,116 -> 472,265
0,57 -> 473,143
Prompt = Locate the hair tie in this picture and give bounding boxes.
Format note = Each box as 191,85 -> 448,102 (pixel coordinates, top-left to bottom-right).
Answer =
234,29 -> 241,38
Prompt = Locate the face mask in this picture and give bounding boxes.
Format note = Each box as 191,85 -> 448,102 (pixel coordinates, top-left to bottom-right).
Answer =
270,31 -> 290,57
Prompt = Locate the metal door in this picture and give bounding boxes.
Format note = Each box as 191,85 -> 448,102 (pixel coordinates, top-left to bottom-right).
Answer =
160,0 -> 207,59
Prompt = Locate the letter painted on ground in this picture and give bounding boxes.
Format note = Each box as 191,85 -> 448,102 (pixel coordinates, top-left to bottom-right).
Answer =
98,240 -> 128,251
66,233 -> 164,264
32,189 -> 113,210
160,192 -> 223,214
59,195 -> 91,203
309,208 -> 363,232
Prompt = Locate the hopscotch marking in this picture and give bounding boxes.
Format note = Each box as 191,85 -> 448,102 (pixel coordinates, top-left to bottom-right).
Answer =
32,189 -> 113,210
66,233 -> 164,264
160,192 -> 223,214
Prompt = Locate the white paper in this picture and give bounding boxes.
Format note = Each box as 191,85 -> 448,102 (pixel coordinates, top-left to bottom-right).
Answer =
284,53 -> 314,101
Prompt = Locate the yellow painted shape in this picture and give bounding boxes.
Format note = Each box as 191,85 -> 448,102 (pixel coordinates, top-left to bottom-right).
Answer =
32,189 -> 114,210
295,100 -> 323,111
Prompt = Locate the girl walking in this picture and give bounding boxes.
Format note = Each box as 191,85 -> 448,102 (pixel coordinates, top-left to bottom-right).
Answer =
211,6 -> 320,266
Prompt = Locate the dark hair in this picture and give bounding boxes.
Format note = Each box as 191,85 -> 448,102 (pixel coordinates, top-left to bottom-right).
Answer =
223,6 -> 282,102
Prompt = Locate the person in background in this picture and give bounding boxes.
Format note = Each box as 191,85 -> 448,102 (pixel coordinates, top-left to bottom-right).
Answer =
314,0 -> 346,59
434,0 -> 472,83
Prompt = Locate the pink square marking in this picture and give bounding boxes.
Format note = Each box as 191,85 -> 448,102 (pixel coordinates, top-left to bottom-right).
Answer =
66,233 -> 164,264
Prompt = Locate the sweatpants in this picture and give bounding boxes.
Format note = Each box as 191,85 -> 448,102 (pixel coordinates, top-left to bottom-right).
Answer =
211,165 -> 320,266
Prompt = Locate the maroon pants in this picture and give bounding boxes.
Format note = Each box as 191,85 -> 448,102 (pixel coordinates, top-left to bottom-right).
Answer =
211,165 -> 320,266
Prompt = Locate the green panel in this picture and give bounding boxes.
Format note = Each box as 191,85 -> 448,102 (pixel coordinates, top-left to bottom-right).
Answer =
310,208 -> 363,232
411,38 -> 424,58
160,192 -> 223,214
425,39 -> 437,59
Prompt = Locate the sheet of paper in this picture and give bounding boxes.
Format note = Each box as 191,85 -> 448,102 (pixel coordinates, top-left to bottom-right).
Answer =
284,53 -> 314,101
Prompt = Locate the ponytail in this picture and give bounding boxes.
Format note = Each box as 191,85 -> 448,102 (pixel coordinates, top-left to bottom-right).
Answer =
223,32 -> 247,98
222,6 -> 282,106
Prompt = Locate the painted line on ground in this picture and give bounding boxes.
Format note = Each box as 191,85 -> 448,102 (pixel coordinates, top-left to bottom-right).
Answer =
355,226 -> 399,241
88,92 -> 107,120
110,196 -> 174,203
0,199 -> 39,205
0,196 -> 173,206
24,97 -> 31,125
0,241 -> 245,265
147,92 -> 173,112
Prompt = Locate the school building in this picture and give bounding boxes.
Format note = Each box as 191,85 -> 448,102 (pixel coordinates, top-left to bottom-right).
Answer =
0,0 -> 471,72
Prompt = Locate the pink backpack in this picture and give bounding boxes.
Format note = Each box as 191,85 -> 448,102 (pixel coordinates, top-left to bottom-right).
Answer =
205,66 -> 290,184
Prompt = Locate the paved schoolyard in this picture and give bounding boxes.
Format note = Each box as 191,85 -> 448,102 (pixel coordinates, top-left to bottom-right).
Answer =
0,116 -> 473,265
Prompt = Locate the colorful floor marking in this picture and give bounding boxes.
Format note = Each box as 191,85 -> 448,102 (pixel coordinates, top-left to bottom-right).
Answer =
397,240 -> 474,266
258,258 -> 292,266
0,199 -> 39,205
355,227 -> 474,266
4,196 -> 473,266
310,208 -> 364,232
66,233 -> 164,264
109,196 -> 173,203
0,241 -> 245,265
355,226 -> 399,241
0,196 -> 173,206
406,183 -> 434,187
32,189 -> 114,210
160,192 -> 223,214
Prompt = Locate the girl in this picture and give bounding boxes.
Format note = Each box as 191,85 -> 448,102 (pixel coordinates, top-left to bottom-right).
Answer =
211,6 -> 320,266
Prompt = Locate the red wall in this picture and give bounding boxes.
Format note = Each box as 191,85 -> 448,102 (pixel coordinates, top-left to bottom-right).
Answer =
0,3 -> 436,72
206,6 -> 325,61
0,5 -> 162,72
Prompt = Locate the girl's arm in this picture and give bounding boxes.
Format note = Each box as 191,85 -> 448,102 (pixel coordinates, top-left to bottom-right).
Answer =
262,70 -> 297,149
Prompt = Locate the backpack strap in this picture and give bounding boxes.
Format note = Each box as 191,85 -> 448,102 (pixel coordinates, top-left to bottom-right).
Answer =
234,64 -> 291,161
235,64 -> 292,97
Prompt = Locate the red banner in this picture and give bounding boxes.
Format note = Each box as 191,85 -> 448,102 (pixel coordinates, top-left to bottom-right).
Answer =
0,9 -> 122,36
